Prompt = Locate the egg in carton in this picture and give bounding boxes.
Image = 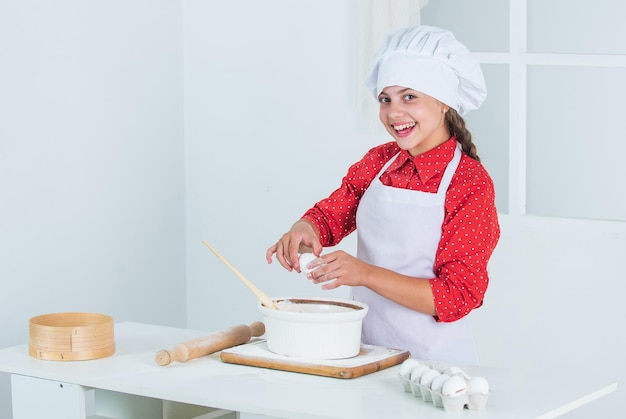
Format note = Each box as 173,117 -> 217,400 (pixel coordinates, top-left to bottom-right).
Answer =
440,374 -> 490,412
409,364 -> 432,398
429,373 -> 450,408
418,368 -> 441,401
439,375 -> 468,412
398,358 -> 454,400
398,359 -> 490,412
398,358 -> 421,392
466,376 -> 490,410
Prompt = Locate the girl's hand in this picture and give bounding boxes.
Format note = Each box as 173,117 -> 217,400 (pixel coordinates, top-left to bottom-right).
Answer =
266,220 -> 322,272
307,250 -> 372,290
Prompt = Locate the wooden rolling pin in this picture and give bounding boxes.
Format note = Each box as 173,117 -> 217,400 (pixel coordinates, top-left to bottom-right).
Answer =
155,321 -> 265,366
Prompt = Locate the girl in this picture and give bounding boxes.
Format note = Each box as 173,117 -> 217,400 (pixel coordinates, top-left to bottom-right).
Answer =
266,25 -> 500,365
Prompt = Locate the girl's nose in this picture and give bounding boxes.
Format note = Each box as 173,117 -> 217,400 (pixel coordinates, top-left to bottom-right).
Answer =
388,101 -> 405,117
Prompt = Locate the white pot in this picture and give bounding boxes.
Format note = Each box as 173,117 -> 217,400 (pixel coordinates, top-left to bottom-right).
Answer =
258,297 -> 368,359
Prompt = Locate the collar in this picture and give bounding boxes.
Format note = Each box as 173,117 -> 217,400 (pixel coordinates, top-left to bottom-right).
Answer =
387,137 -> 458,184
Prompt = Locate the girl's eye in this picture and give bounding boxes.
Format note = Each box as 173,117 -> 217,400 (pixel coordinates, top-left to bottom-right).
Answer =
378,96 -> 390,103
404,94 -> 417,101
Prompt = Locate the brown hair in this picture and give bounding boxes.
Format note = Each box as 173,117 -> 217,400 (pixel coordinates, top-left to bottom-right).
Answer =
445,109 -> 480,162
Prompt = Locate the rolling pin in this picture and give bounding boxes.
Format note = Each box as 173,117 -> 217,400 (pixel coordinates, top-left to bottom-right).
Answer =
155,321 -> 265,366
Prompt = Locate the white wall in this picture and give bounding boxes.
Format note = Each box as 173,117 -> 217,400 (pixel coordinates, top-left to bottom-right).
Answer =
183,0 -> 374,332
0,0 -> 186,417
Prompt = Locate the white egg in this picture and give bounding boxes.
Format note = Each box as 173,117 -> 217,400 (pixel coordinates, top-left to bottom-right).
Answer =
409,364 -> 432,383
419,369 -> 441,386
298,253 -> 322,274
431,373 -> 451,392
399,358 -> 421,377
441,375 -> 467,397
467,376 -> 490,395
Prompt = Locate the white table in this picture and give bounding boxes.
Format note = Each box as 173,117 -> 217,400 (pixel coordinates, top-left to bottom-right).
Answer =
0,322 -> 618,419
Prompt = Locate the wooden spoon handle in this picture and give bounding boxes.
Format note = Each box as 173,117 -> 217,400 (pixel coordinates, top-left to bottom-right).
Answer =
202,240 -> 277,310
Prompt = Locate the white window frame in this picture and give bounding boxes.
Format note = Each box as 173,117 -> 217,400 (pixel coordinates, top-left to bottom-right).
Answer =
473,0 -> 626,217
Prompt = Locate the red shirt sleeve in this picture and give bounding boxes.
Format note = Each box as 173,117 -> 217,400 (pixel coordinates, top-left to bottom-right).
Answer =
431,158 -> 500,322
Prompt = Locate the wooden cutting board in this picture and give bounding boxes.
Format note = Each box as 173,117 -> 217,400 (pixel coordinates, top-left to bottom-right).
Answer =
220,339 -> 409,379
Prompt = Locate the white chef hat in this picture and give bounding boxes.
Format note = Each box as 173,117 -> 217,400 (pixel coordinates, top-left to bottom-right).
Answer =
365,25 -> 487,116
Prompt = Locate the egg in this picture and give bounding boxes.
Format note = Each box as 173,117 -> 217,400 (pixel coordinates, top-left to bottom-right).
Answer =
467,376 -> 489,395
430,373 -> 451,392
429,373 -> 449,408
409,364 -> 432,383
441,375 -> 467,398
399,358 -> 421,377
419,369 -> 441,386
398,358 -> 421,393
298,253 -> 322,274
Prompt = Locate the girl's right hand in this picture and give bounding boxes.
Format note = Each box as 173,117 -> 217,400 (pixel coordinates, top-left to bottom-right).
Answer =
265,220 -> 322,273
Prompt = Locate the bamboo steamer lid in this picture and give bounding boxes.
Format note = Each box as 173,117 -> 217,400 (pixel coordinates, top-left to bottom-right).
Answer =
29,312 -> 115,361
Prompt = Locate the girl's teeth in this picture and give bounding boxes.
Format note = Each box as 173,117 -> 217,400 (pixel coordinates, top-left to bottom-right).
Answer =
394,123 -> 415,131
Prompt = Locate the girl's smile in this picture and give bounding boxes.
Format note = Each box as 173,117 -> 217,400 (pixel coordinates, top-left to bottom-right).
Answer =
392,122 -> 417,137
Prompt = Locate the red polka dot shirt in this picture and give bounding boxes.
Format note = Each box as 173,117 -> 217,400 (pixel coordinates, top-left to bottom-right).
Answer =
301,137 -> 500,323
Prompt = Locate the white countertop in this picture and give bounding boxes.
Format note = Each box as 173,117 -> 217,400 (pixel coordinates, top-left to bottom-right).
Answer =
0,322 -> 618,419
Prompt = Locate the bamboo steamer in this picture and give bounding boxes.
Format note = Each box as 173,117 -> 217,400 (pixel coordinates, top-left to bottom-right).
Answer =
29,312 -> 115,361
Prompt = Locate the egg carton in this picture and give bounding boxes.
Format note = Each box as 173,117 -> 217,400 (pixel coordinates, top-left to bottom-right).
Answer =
398,358 -> 490,413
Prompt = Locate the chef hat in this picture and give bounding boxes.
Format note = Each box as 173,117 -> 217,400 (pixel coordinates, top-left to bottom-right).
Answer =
365,25 -> 487,116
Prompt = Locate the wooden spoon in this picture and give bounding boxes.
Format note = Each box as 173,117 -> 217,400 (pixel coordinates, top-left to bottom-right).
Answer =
202,240 -> 278,310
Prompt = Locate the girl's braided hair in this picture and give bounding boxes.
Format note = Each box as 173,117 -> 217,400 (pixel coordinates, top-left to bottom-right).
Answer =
445,109 -> 480,162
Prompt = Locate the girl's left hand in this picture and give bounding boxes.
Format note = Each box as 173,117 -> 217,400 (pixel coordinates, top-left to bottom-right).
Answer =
307,250 -> 372,290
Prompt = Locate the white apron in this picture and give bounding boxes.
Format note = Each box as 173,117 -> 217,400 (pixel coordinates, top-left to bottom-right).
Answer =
353,144 -> 478,365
